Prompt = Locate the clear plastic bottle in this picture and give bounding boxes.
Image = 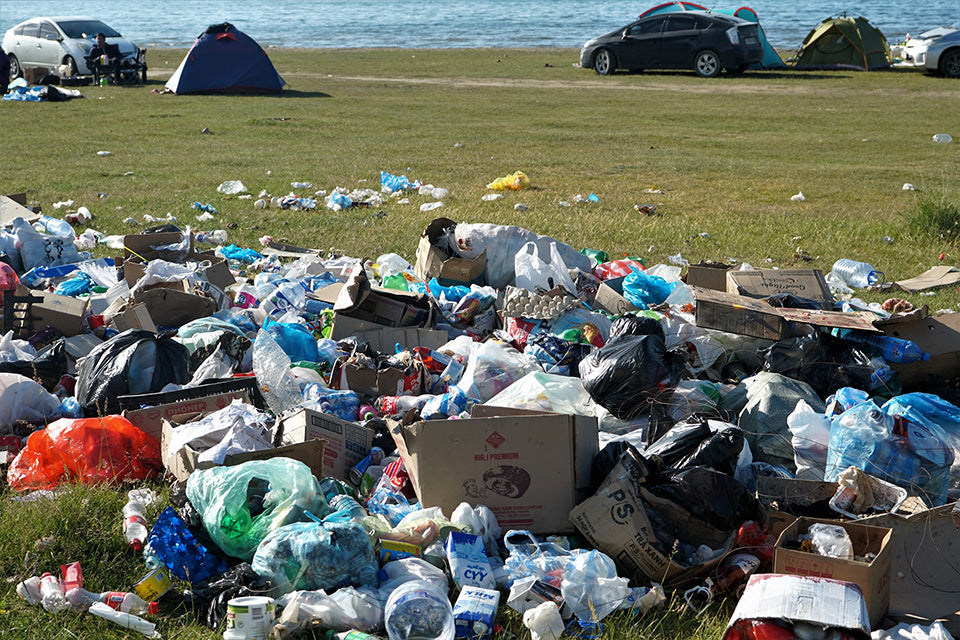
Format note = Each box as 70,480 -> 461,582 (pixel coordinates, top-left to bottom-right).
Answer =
88,602 -> 161,638
377,394 -> 435,415
66,588 -> 159,614
36,214 -> 76,239
384,579 -> 454,640
40,572 -> 69,614
831,258 -> 882,288
123,496 -> 149,552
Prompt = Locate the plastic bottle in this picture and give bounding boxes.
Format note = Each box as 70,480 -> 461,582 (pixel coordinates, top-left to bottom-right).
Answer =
326,632 -> 382,640
40,572 -> 69,614
933,133 -> 953,143
123,495 -> 149,552
233,283 -> 260,309
384,579 -> 454,640
66,588 -> 159,614
831,258 -> 883,288
377,394 -> 435,415
196,230 -> 228,245
834,329 -> 929,364
88,602 -> 160,638
868,356 -> 895,390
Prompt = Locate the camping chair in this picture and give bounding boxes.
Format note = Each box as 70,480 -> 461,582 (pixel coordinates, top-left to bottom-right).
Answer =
118,48 -> 148,85
88,43 -> 121,86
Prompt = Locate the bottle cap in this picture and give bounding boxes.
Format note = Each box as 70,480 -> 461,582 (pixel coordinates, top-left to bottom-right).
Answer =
129,539 -> 143,552
147,600 -> 159,615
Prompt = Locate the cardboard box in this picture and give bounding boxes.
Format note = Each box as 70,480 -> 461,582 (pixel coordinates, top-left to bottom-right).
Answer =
123,232 -> 193,262
592,276 -> 639,315
774,517 -> 892,628
278,407 -> 377,481
161,415 -> 325,482
122,391 -> 250,442
391,407 -> 598,534
331,358 -> 425,397
724,574 -> 871,640
330,314 -> 448,350
726,269 -> 835,307
312,271 -> 434,329
122,252 -> 234,292
111,303 -> 157,333
686,262 -> 735,291
0,194 -> 40,226
133,283 -> 217,327
414,218 -> 487,286
569,446 -> 732,587
13,285 -> 87,337
876,312 -> 960,387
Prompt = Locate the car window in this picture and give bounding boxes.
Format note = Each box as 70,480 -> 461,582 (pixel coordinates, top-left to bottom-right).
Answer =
698,18 -> 717,30
39,21 -> 60,40
16,22 -> 41,38
56,20 -> 120,39
627,17 -> 666,37
665,16 -> 699,32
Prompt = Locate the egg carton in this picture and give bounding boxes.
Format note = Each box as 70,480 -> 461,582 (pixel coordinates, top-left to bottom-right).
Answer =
502,285 -> 579,320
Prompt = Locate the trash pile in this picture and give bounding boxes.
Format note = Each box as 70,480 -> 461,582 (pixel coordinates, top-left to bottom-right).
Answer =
5,184 -> 960,640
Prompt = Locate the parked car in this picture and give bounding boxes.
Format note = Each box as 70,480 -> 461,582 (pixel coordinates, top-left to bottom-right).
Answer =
899,23 -> 960,78
579,11 -> 764,78
2,16 -> 143,78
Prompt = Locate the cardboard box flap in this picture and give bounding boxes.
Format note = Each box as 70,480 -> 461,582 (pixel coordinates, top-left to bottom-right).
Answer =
727,269 -> 835,307
895,266 -> 960,293
123,231 -> 193,262
414,218 -> 487,286
0,194 -> 40,226
686,262 -> 736,291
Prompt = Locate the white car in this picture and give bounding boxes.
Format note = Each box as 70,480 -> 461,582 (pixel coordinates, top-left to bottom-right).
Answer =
899,23 -> 960,78
2,16 -> 143,77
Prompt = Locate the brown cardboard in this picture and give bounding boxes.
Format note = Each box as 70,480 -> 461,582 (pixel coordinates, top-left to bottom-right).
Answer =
686,262 -> 736,291
774,517 -> 892,628
133,284 -> 217,327
330,358 -> 425,397
111,304 -> 157,333
63,333 -> 103,360
726,269 -> 835,307
414,218 -> 487,286
123,232 -> 193,262
592,276 -> 639,315
122,391 -> 250,442
13,285 -> 87,337
894,266 -> 960,292
876,312 -> 960,387
570,447 -> 732,587
0,194 -> 40,226
330,314 -> 448,350
277,407 -> 377,481
391,409 -> 598,534
325,265 -> 433,328
122,252 -> 234,292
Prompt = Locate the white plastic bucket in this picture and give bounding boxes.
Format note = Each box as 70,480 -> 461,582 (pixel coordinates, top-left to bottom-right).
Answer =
223,596 -> 275,640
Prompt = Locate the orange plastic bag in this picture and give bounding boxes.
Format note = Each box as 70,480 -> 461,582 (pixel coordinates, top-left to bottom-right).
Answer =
7,416 -> 162,491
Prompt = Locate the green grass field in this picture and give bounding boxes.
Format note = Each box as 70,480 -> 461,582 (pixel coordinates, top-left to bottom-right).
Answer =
1,47 -> 960,639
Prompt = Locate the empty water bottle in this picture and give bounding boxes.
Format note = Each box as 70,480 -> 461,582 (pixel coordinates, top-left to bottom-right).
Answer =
384,579 -> 454,640
832,328 -> 929,364
933,133 -> 953,143
40,572 -> 69,614
36,215 -> 75,239
831,258 -> 883,288
123,494 -> 149,552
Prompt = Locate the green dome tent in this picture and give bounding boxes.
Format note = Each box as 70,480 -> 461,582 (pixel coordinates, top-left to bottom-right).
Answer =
792,15 -> 890,71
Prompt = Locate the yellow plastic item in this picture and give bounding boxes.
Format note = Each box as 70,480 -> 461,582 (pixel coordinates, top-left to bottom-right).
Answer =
487,171 -> 530,191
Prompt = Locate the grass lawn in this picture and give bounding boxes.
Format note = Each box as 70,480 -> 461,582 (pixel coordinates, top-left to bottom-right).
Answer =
1,47 -> 959,638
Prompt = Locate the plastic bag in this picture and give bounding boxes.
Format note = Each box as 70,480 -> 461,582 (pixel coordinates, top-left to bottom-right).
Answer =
808,523 -> 854,560
455,340 -> 540,403
252,518 -> 378,595
0,372 -> 62,433
650,466 -> 758,531
0,340 -> 67,391
484,371 -> 596,417
7,416 -> 163,491
186,458 -> 329,561
523,601 -> 564,640
0,229 -> 22,272
146,507 -> 231,585
266,320 -> 319,363
579,334 -> 680,420
644,417 -> 745,476
787,399 -> 832,480
0,329 -> 36,364
377,557 -> 449,603
621,267 -> 677,309
12,217 -> 83,271
486,170 -> 530,190
183,562 -> 272,630
514,242 -> 577,294
75,329 -> 190,416
523,333 -> 593,377
274,587 -> 382,637
559,549 -> 629,623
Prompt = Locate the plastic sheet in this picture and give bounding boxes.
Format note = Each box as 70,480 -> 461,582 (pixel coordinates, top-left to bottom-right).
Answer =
7,416 -> 163,491
186,458 -> 329,561
146,507 -> 231,585
251,519 -> 378,595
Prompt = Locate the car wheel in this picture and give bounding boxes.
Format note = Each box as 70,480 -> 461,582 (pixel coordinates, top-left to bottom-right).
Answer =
593,49 -> 616,76
694,50 -> 721,78
63,55 -> 77,77
8,54 -> 22,79
939,48 -> 960,78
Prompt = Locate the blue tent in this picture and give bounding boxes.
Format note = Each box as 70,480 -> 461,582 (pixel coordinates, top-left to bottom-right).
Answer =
165,23 -> 284,95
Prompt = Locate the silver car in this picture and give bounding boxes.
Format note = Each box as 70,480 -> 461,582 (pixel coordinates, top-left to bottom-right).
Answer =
899,23 -> 960,78
2,16 -> 142,77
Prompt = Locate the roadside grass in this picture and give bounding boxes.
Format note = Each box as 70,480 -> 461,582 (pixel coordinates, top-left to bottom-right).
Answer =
909,190 -> 960,242
1,48 -> 960,638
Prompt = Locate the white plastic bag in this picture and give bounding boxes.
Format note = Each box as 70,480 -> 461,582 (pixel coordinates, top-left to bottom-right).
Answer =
514,241 -> 577,294
0,373 -> 62,433
275,587 -> 382,636
808,523 -> 854,560
454,340 -> 540,403
787,399 -> 832,480
484,370 -> 596,417
523,601 -> 564,640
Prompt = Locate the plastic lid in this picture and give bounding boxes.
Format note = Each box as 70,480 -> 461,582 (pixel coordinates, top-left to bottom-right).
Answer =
129,540 -> 143,552
147,600 -> 159,615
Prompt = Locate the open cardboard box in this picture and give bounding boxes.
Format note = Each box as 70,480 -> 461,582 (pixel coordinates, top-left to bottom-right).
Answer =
330,314 -> 448,350
13,284 -> 87,337
875,311 -> 960,387
414,217 -> 487,286
726,269 -> 835,307
133,281 -> 217,327
277,406 -> 377,481
310,267 -> 433,329
122,390 -> 251,442
592,276 -> 640,315
391,406 -> 598,534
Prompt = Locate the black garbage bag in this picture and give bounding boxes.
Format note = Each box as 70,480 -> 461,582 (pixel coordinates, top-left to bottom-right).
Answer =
763,293 -> 827,310
182,563 -> 274,630
591,441 -> 644,492
578,333 -> 682,420
644,416 -> 745,476
0,339 -> 68,390
762,330 -> 875,398
608,315 -> 665,341
76,329 -> 189,416
649,466 -> 758,531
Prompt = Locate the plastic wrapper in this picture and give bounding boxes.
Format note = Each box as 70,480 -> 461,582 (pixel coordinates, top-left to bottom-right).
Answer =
0,340 -> 69,391
455,340 -> 540,403
183,562 -> 272,630
7,416 -> 163,491
252,519 -> 378,595
578,333 -> 681,420
75,329 -> 190,416
486,170 -> 530,190
186,458 -> 329,561
273,586 -> 382,637
808,523 -> 854,560
147,507 -> 231,585
0,372 -> 62,433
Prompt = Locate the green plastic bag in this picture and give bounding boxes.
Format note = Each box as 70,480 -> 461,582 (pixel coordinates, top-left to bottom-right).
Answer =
186,458 -> 328,561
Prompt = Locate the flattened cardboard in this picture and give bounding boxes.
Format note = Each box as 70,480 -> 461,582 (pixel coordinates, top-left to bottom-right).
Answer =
686,262 -> 736,292
63,333 -> 103,360
876,312 -> 960,386
726,269 -> 835,307
278,407 -> 377,481
0,194 -> 40,226
122,391 -> 250,442
593,276 -> 639,315
133,284 -> 217,327
723,574 -> 871,640
316,270 -> 433,329
331,314 -> 448,350
774,517 -> 892,628
894,266 -> 960,292
391,409 -> 598,534
14,285 -> 87,337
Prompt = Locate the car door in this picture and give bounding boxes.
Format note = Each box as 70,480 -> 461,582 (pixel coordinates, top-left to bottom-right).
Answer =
11,22 -> 42,67
36,21 -> 64,67
614,17 -> 667,70
658,14 -> 702,69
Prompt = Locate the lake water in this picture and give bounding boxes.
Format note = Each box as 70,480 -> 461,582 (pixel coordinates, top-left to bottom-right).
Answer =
1,0 -> 956,50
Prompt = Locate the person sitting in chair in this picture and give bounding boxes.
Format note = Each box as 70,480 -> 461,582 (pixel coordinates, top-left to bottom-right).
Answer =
86,33 -> 121,84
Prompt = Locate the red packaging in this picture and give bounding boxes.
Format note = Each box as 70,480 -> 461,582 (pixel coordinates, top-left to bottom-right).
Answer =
60,562 -> 83,592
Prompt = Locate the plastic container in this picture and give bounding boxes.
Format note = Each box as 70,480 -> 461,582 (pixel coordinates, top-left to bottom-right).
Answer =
123,495 -> 149,552
384,579 -> 454,640
66,588 -> 159,614
39,572 -> 68,614
829,468 -> 908,519
222,596 -> 276,640
831,258 -> 883,288
933,133 -> 953,143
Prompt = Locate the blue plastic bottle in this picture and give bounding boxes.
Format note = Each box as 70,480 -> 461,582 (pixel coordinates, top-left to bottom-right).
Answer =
832,329 -> 929,364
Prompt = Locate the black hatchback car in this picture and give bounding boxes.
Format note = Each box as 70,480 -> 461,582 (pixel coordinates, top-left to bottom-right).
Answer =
580,11 -> 764,77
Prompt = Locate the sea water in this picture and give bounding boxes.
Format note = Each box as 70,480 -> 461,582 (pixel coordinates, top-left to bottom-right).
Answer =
1,0 -> 956,50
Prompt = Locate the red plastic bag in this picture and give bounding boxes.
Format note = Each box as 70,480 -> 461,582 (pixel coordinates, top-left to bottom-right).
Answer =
7,416 -> 162,491
0,262 -> 18,307
594,258 -> 645,281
